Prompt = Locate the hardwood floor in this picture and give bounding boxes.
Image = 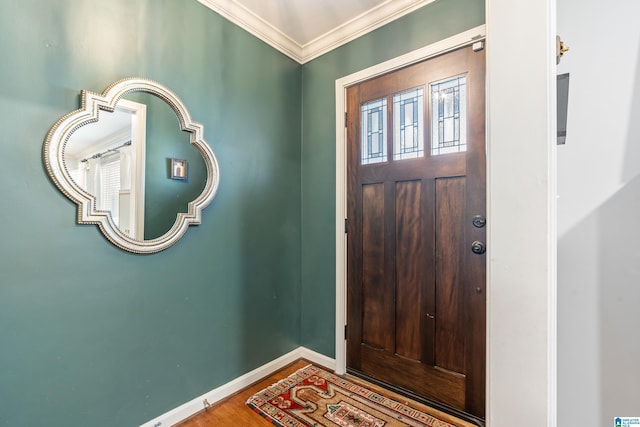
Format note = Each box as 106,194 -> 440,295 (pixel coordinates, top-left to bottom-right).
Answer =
175,360 -> 308,426
175,359 -> 479,427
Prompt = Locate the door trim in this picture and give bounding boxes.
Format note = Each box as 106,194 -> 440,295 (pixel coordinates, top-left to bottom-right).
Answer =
334,25 -> 487,377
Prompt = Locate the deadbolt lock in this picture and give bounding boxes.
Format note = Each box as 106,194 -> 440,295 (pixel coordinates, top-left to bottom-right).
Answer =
471,241 -> 486,255
472,215 -> 486,228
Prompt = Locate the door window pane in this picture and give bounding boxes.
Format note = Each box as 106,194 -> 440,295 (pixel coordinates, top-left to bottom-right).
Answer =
361,98 -> 387,165
393,88 -> 424,160
431,75 -> 467,155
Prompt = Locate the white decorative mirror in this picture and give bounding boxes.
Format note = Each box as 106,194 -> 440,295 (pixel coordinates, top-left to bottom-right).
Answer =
44,78 -> 220,254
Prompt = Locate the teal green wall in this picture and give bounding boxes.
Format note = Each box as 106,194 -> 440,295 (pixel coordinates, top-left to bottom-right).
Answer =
124,92 -> 208,240
300,0 -> 485,355
0,0 -> 301,426
0,0 -> 484,425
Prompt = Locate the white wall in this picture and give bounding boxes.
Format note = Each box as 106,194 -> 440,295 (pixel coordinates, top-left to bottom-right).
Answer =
557,0 -> 640,425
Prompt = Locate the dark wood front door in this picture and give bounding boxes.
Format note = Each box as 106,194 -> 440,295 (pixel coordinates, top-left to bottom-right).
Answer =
346,45 -> 486,418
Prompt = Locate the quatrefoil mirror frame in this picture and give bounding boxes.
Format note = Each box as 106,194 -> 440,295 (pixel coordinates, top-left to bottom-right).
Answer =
43,77 -> 220,254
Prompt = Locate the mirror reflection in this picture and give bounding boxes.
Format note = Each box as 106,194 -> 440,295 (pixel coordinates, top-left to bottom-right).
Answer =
124,92 -> 207,240
44,77 -> 219,254
65,99 -> 146,240
64,93 -> 208,241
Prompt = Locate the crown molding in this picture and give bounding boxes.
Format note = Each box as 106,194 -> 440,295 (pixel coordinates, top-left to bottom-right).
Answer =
197,0 -> 303,60
300,0 -> 436,63
197,0 -> 436,64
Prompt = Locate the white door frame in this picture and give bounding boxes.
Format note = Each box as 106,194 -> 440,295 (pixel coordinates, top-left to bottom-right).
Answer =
116,99 -> 147,241
334,24 -> 487,376
334,4 -> 557,423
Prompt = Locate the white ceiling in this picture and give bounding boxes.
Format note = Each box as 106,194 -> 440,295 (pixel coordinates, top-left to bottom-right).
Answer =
232,0 -> 389,45
197,0 -> 435,63
66,109 -> 131,161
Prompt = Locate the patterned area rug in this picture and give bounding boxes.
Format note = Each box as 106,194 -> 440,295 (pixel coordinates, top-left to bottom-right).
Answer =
246,364 -> 461,427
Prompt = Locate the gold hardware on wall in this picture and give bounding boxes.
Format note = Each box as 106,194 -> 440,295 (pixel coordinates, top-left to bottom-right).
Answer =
556,35 -> 570,64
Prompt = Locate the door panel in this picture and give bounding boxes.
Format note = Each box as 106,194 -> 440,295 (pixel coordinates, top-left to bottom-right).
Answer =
346,45 -> 486,418
360,345 -> 466,409
394,180 -> 424,361
435,177 -> 466,373
361,183 -> 390,350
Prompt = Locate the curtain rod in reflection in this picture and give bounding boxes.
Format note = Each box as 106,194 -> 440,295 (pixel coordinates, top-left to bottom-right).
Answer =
80,140 -> 131,163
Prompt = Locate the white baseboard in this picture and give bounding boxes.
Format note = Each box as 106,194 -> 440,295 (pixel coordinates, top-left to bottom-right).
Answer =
299,347 -> 336,371
140,347 -> 335,427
